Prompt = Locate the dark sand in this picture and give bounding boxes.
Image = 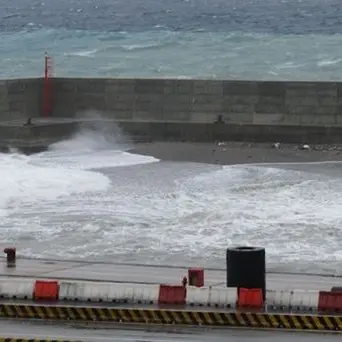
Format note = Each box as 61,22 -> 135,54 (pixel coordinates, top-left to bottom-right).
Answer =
130,141 -> 342,165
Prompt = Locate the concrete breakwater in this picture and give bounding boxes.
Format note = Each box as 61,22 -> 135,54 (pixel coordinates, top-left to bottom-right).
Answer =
1,77 -> 342,148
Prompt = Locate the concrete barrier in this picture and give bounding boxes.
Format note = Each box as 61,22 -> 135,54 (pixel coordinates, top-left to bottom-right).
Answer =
2,77 -> 342,145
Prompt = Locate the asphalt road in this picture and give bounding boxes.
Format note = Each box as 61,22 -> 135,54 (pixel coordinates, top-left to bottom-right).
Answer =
0,320 -> 341,342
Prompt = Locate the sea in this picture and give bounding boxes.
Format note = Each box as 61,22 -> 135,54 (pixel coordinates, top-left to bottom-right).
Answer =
0,0 -> 342,275
1,0 -> 342,80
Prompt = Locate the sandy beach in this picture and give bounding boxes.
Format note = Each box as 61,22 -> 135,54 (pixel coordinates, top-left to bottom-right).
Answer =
130,141 -> 342,165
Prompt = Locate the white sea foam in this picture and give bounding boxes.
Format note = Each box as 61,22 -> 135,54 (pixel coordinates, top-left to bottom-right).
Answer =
0,152 -> 110,212
33,128 -> 158,170
0,126 -> 341,274
1,151 -> 341,275
0,127 -> 159,227
65,49 -> 98,57
317,58 -> 342,67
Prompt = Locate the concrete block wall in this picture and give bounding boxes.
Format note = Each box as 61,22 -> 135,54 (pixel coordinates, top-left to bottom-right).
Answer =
1,77 -> 342,144
0,78 -> 43,121
50,78 -> 342,127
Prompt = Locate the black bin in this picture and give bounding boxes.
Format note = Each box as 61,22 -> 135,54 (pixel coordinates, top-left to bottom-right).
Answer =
226,246 -> 266,300
4,247 -> 16,268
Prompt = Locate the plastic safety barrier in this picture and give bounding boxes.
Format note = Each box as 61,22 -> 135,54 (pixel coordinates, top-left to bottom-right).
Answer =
132,283 -> 160,304
158,284 -> 186,305
59,281 -> 159,304
291,289 -> 319,311
0,279 -> 35,300
237,288 -> 263,308
267,289 -> 319,312
33,280 -> 59,301
0,276 -> 340,315
318,291 -> 342,313
266,289 -> 292,310
209,287 -> 237,308
164,286 -> 238,308
186,286 -> 210,306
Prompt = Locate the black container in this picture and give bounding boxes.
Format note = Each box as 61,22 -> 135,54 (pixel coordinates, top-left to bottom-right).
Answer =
4,247 -> 16,268
226,246 -> 266,300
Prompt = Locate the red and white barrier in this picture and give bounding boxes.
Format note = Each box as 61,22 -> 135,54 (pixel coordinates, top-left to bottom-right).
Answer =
0,278 -> 341,313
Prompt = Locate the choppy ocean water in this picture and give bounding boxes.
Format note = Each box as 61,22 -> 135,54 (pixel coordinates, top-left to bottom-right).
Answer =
1,0 -> 342,80
1,1 -> 342,274
0,123 -> 342,275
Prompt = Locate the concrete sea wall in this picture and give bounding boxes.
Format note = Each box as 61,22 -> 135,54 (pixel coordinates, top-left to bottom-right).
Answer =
1,77 -> 342,145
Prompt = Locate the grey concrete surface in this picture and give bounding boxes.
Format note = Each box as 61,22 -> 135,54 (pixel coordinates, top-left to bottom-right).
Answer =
0,320 -> 341,342
0,79 -> 42,121
0,78 -> 342,125
5,120 -> 342,150
49,78 -> 342,127
0,258 -> 340,291
2,78 -> 342,145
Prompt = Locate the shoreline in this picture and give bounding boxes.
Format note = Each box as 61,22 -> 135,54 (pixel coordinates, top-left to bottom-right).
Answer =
129,141 -> 342,165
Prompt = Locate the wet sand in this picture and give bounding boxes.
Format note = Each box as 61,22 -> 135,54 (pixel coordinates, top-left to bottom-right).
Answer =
129,141 -> 342,165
